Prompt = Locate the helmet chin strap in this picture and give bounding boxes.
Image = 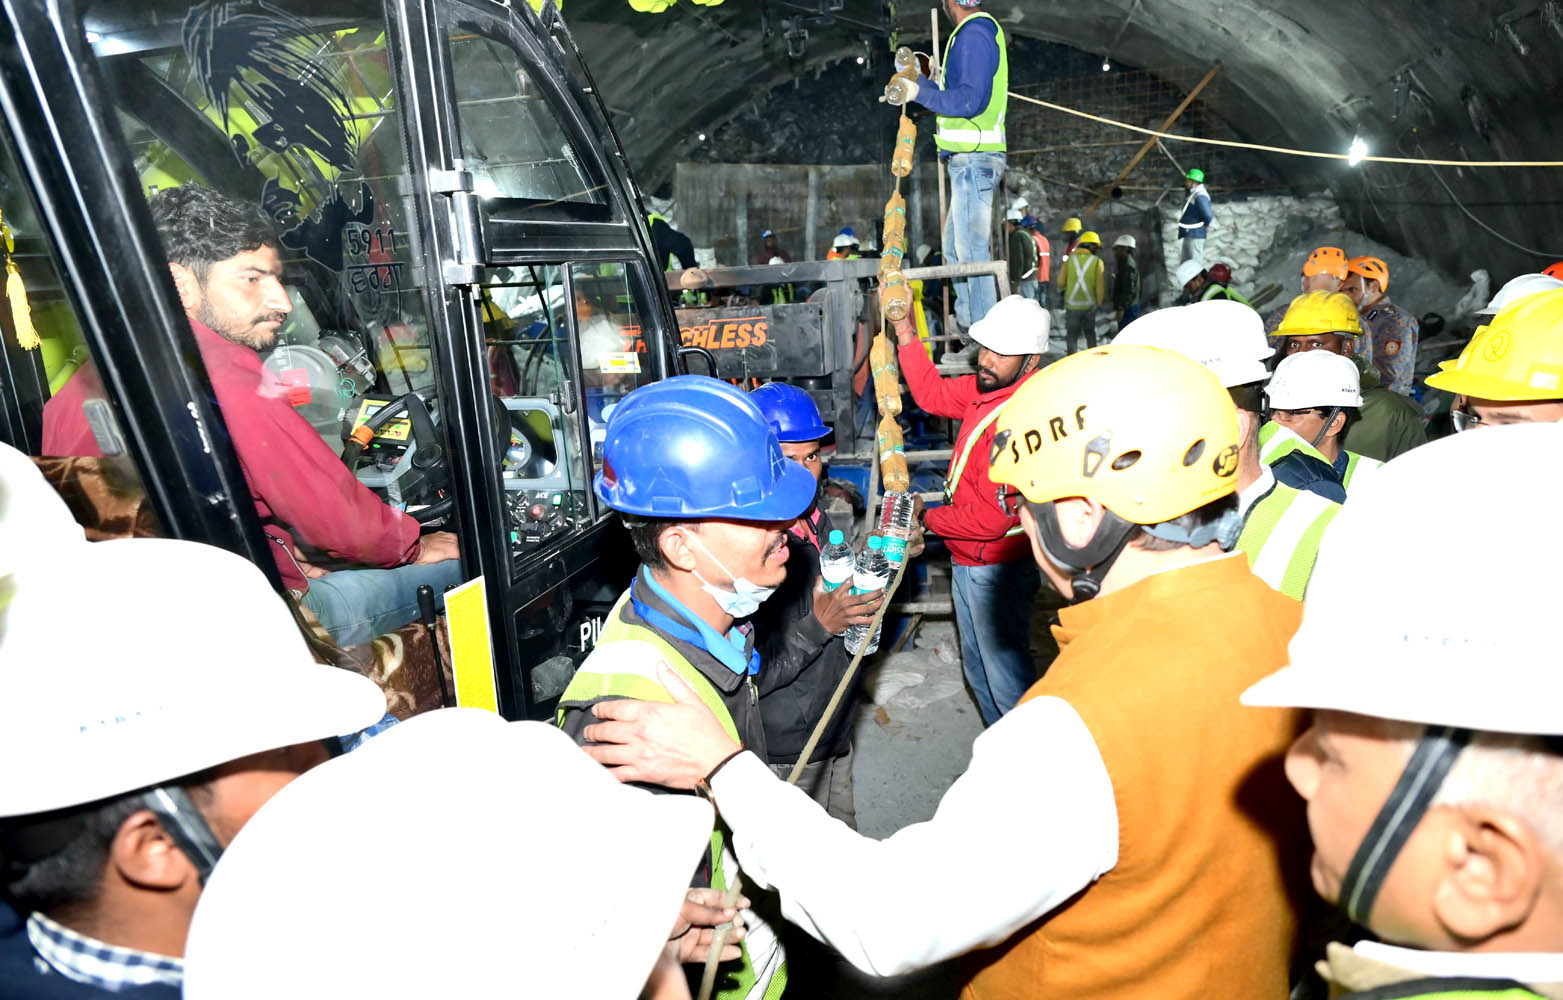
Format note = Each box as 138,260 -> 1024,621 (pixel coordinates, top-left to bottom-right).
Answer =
1309,406 -> 1342,451
1336,726 -> 1471,927
1029,501 -> 1138,603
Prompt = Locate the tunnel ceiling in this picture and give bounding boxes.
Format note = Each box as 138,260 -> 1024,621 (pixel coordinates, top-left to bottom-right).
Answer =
560,0 -> 1563,282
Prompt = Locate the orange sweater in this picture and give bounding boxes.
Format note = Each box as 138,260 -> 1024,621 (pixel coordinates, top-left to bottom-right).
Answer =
963,555 -> 1308,1000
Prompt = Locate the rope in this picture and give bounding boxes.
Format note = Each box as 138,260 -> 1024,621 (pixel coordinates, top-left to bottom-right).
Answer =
1424,163 -> 1563,258
1006,90 -> 1563,168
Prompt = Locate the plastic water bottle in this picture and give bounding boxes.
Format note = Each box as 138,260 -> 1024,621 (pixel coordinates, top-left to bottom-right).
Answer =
819,530 -> 855,594
878,491 -> 917,566
844,536 -> 891,656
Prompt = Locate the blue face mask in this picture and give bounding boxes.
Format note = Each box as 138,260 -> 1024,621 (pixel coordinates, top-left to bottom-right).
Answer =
687,534 -> 777,618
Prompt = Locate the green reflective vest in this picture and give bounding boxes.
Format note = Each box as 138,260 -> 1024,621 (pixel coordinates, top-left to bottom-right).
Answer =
1200,282 -> 1251,306
1237,480 -> 1340,600
934,12 -> 1008,153
1257,421 -> 1332,468
556,593 -> 787,1000
1338,449 -> 1383,492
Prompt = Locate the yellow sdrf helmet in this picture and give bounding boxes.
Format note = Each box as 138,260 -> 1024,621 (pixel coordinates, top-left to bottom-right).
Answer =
1062,217 -> 1083,233
1425,287 -> 1563,401
1274,290 -> 1363,339
989,344 -> 1241,526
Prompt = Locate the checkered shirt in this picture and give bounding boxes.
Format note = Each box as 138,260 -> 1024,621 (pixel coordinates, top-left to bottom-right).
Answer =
25,911 -> 183,992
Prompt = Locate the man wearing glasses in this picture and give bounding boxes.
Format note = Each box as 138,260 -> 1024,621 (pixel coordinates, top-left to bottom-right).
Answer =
1265,350 -> 1383,493
1429,288 -> 1563,431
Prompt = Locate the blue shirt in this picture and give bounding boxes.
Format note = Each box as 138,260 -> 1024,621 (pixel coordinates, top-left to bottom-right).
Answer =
914,17 -> 999,120
638,567 -> 756,676
0,908 -> 182,997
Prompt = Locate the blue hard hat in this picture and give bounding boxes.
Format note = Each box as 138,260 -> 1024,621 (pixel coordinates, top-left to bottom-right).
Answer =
1021,214 -> 1037,228
761,229 -> 775,239
595,375 -> 818,521
750,382 -> 830,442
838,227 -> 855,238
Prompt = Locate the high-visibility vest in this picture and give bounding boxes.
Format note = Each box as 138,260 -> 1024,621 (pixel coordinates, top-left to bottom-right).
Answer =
1236,483 -> 1340,601
943,402 -> 1025,537
1063,251 -> 1102,310
556,593 -> 788,1000
1257,421 -> 1332,468
934,12 -> 1008,153
1200,282 -> 1251,307
1338,449 -> 1383,492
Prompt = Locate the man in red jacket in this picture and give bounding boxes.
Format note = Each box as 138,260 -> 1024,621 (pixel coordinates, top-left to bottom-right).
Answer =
891,293 -> 1046,724
42,185 -> 461,647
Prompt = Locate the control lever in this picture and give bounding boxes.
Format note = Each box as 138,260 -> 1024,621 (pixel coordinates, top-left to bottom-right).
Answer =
418,584 -> 453,707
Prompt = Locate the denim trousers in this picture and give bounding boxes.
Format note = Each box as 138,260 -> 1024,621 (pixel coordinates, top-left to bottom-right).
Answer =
1017,277 -> 1039,302
1180,235 -> 1205,264
942,151 -> 1005,329
302,558 -> 466,648
951,559 -> 1042,726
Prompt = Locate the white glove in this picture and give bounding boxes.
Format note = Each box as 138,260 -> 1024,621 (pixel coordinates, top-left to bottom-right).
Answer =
879,76 -> 919,106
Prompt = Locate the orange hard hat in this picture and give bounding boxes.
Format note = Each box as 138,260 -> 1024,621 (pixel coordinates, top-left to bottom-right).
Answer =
1544,261 -> 1563,280
1302,246 -> 1349,281
1347,255 -> 1390,293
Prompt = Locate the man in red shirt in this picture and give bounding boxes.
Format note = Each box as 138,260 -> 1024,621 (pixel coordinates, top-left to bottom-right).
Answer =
891,293 -> 1045,724
42,185 -> 461,647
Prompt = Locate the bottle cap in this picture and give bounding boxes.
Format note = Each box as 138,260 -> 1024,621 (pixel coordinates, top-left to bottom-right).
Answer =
867,535 -> 883,549
828,530 -> 845,544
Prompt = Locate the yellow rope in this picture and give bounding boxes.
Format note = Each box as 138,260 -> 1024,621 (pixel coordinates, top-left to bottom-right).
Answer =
0,208 -> 38,351
1007,90 -> 1563,169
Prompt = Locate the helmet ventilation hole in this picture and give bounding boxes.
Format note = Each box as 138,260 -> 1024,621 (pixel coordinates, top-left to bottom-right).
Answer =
1183,439 -> 1207,466
1111,450 -> 1141,471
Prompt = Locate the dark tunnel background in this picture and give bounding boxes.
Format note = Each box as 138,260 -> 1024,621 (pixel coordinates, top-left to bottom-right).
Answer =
560,0 -> 1563,285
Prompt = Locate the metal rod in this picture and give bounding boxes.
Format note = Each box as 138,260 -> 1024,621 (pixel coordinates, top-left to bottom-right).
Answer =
1084,62 -> 1222,215
931,6 -> 950,336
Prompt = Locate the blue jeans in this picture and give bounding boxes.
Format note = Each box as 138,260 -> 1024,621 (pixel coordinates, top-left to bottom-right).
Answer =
1018,277 -> 1039,302
951,559 -> 1041,726
942,152 -> 1005,329
301,559 -> 466,648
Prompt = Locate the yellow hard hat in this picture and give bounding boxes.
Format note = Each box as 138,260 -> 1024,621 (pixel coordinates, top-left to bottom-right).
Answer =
1274,290 -> 1363,339
989,344 -> 1241,525
1062,217 -> 1083,233
1425,287 -> 1563,401
1077,231 -> 1101,247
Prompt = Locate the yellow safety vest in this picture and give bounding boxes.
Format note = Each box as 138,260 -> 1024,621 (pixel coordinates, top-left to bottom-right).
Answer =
934,12 -> 1008,153
1236,483 -> 1340,600
556,593 -> 788,1000
1063,251 -> 1102,310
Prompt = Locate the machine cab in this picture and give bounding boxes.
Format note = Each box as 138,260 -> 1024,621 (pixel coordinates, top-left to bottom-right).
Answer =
0,0 -> 681,717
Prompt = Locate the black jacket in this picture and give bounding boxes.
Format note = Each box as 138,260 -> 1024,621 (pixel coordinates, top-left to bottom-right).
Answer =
754,535 -> 857,765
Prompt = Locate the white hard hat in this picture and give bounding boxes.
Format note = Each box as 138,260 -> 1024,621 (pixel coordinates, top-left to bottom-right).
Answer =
832,232 -> 854,249
1114,299 -> 1272,387
1005,208 -> 1024,222
1113,234 -> 1137,250
1478,272 -> 1563,317
1243,423 -> 1563,736
184,708 -> 714,999
862,237 -> 878,252
768,255 -> 785,266
0,538 -> 386,818
1174,258 -> 1206,288
1265,349 -> 1363,410
967,294 -> 1049,356
0,443 -> 85,576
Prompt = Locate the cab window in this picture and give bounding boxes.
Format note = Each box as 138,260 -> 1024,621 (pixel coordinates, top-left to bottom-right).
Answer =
479,265 -> 593,576
0,125 -> 164,541
447,22 -> 610,220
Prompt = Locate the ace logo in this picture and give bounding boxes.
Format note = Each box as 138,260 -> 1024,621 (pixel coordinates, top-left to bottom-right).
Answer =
679,316 -> 770,351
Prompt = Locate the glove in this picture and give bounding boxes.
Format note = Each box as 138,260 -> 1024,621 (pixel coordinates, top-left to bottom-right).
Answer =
880,75 -> 919,106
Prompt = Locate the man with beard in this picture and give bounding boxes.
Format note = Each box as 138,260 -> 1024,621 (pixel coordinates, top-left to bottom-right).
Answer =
41,185 -> 461,646
892,294 -> 1045,724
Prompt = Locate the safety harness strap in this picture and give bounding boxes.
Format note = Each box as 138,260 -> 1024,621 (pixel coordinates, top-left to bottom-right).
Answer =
1339,726 -> 1472,925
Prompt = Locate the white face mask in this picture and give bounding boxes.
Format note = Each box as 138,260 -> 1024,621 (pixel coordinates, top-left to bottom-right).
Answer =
685,533 -> 778,618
